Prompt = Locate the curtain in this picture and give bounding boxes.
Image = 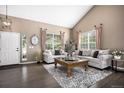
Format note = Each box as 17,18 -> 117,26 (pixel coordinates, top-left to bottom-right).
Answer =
60,31 -> 65,49
95,24 -> 103,49
76,30 -> 81,50
40,28 -> 47,51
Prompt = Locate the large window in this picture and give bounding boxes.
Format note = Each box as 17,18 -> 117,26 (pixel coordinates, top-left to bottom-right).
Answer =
80,30 -> 96,49
46,33 -> 61,50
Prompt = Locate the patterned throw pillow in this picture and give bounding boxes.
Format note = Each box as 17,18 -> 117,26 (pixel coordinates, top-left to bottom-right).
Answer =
55,50 -> 61,55
60,49 -> 65,55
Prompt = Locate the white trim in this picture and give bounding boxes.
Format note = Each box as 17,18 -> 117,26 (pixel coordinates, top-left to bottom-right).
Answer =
19,61 -> 37,64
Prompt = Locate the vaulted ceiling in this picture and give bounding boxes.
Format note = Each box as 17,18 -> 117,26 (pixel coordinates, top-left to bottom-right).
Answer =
0,5 -> 93,28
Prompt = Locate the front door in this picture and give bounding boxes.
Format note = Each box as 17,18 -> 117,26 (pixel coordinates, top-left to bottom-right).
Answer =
0,31 -> 20,66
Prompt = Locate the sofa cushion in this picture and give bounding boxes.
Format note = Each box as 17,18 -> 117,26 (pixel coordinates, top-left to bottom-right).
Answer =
51,50 -> 55,55
80,56 -> 109,64
44,50 -> 52,55
91,50 -> 97,56
81,56 -> 100,63
55,50 -> 61,55
82,50 -> 92,56
98,54 -> 113,61
99,49 -> 110,55
76,53 -> 112,69
93,51 -> 99,58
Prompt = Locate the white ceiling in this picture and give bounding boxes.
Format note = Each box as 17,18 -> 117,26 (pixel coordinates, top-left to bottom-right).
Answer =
0,5 -> 93,28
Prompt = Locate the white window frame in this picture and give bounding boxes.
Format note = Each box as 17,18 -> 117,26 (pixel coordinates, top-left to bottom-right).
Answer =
46,33 -> 61,50
80,30 -> 96,50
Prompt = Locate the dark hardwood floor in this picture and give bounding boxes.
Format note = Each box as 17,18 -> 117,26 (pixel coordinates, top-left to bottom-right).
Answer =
0,63 -> 124,88
90,72 -> 124,88
0,63 -> 61,88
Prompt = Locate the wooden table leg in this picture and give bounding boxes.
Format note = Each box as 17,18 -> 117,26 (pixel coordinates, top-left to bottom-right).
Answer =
67,67 -> 71,77
85,64 -> 88,71
111,60 -> 114,70
115,60 -> 117,71
55,62 -> 57,68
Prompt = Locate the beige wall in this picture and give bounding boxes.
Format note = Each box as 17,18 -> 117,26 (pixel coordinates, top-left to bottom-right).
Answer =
72,5 -> 124,50
0,14 -> 70,61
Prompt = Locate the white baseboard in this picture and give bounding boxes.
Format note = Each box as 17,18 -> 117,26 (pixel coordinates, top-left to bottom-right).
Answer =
19,61 -> 37,65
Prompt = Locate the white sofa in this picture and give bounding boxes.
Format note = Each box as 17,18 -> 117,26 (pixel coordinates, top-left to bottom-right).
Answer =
43,49 -> 113,69
43,50 -> 66,63
78,49 -> 113,69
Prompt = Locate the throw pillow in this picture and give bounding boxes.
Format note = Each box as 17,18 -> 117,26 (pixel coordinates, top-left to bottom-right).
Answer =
93,51 -> 99,58
60,49 -> 65,55
55,50 -> 61,55
78,50 -> 83,56
91,50 -> 98,57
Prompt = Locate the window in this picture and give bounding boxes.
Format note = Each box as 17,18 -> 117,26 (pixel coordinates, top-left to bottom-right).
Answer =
46,33 -> 61,50
80,30 -> 96,49
46,34 -> 53,50
54,34 -> 61,49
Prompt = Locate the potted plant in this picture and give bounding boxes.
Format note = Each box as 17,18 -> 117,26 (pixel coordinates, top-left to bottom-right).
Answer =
65,40 -> 75,57
111,49 -> 124,59
33,52 -> 41,63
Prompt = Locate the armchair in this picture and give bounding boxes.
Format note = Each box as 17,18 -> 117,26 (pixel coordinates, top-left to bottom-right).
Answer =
43,50 -> 66,63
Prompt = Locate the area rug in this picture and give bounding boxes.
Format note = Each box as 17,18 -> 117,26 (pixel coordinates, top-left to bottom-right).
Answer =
43,64 -> 112,88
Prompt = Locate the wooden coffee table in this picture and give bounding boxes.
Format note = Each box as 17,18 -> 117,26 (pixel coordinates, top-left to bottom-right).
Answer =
54,58 -> 88,77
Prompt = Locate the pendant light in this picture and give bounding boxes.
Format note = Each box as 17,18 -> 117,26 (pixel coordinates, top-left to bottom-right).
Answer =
2,5 -> 12,26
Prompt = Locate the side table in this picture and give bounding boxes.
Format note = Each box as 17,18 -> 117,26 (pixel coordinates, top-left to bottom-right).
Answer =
111,59 -> 124,72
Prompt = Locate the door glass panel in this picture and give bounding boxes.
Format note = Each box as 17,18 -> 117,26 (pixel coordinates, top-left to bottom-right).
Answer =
21,34 -> 27,62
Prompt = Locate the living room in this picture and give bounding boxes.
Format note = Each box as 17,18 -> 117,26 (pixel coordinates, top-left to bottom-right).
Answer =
0,1 -> 124,91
